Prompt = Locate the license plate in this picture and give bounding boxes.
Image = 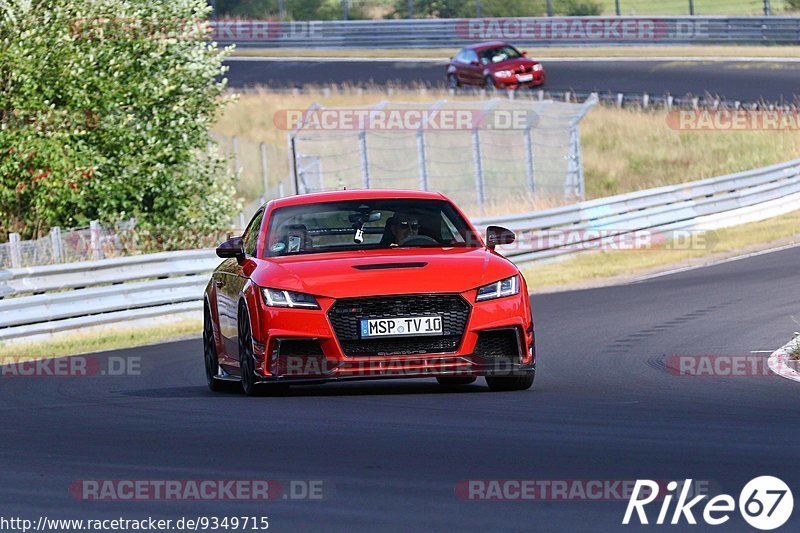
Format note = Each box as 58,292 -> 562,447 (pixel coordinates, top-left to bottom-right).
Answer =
518,74 -> 534,82
360,316 -> 443,338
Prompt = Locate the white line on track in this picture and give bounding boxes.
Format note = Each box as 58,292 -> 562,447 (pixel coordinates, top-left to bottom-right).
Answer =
225,56 -> 800,64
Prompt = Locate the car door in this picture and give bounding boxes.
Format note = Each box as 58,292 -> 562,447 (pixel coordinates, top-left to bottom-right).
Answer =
464,49 -> 482,86
452,49 -> 469,84
216,209 -> 265,373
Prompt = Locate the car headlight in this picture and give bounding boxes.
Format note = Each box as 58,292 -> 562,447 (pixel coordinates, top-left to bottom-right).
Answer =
532,64 -> 543,72
261,288 -> 320,309
475,276 -> 519,302
494,70 -> 513,79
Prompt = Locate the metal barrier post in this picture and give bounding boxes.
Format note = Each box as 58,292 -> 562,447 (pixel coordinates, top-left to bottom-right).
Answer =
260,142 -> 269,202
50,227 -> 64,264
472,129 -> 485,213
523,127 -> 535,195
359,130 -> 370,189
90,220 -> 103,261
416,130 -> 429,191
9,233 -> 21,268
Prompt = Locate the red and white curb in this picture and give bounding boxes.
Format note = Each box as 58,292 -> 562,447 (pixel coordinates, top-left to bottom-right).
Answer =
768,335 -> 800,383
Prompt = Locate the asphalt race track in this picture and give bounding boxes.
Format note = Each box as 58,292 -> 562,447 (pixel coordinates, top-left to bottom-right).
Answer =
3,246 -> 800,531
224,58 -> 800,104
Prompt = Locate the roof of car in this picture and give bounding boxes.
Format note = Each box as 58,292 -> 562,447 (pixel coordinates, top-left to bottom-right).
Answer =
463,41 -> 511,51
267,189 -> 448,209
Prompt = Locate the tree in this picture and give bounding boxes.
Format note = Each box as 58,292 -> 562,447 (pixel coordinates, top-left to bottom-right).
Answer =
0,0 -> 236,245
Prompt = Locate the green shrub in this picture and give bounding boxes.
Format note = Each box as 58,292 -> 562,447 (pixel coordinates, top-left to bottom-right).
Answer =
0,0 -> 236,244
556,0 -> 603,16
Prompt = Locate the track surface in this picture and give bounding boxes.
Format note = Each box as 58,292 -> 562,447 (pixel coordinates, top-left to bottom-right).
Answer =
224,58 -> 800,103
3,246 -> 800,531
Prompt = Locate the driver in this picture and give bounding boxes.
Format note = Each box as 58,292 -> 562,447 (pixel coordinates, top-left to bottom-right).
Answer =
389,213 -> 420,245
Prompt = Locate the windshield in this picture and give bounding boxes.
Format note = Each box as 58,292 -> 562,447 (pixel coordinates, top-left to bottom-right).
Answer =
479,46 -> 521,65
265,199 -> 480,257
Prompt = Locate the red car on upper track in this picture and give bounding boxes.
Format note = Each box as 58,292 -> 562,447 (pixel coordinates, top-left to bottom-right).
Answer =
203,189 -> 535,395
447,41 -> 545,90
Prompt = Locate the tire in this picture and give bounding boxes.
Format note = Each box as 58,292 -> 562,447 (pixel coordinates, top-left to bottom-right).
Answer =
436,376 -> 477,386
485,371 -> 535,392
447,73 -> 459,90
238,304 -> 289,397
238,304 -> 262,396
484,76 -> 496,90
203,304 -> 226,392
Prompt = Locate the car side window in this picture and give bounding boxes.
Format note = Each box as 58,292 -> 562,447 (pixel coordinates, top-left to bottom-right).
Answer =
455,50 -> 467,63
466,50 -> 479,64
242,210 -> 265,256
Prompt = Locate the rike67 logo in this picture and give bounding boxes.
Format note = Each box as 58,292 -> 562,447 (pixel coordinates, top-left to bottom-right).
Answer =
623,477 -> 793,530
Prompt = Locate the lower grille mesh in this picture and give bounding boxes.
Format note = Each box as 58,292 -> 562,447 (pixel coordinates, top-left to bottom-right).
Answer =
328,295 -> 471,357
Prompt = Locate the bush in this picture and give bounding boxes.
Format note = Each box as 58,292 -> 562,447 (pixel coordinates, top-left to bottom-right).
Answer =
0,0 -> 237,244
787,0 -> 800,10
556,0 -> 603,16
387,0 -> 547,18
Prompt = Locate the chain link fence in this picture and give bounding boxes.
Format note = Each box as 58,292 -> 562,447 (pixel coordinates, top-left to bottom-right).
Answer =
287,96 -> 596,216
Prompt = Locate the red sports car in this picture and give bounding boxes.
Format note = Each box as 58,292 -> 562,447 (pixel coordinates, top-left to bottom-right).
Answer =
447,41 -> 545,90
203,190 -> 535,395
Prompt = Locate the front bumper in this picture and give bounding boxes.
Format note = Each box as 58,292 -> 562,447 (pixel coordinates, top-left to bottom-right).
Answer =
250,290 -> 535,383
494,72 -> 546,89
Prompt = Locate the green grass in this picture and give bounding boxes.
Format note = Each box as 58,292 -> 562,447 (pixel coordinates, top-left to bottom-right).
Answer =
0,319 -> 201,360
521,209 -> 800,290
595,0 -> 796,16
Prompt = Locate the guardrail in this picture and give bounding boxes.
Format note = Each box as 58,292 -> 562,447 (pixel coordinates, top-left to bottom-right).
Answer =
472,158 -> 800,263
214,17 -> 800,48
0,251 -> 219,341
2,158 -> 799,342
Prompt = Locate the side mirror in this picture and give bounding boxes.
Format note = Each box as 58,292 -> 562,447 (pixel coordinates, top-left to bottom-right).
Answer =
522,50 -> 528,56
216,236 -> 245,262
486,226 -> 515,249
470,60 -> 479,66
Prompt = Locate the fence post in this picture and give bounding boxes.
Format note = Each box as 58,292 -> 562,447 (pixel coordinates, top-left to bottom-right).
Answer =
90,220 -> 103,261
615,0 -> 621,15
278,181 -> 285,198
50,227 -> 64,264
358,130 -> 370,189
642,93 -> 649,109
288,135 -> 300,195
9,233 -> 21,268
523,127 -> 535,195
416,130 -> 429,191
566,127 -> 585,199
260,142 -> 269,202
667,95 -> 674,111
617,93 -> 624,108
472,128 -> 485,213
232,136 -> 241,179
689,0 -> 695,15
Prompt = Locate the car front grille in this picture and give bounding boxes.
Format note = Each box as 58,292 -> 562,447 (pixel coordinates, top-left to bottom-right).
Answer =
327,294 -> 471,357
